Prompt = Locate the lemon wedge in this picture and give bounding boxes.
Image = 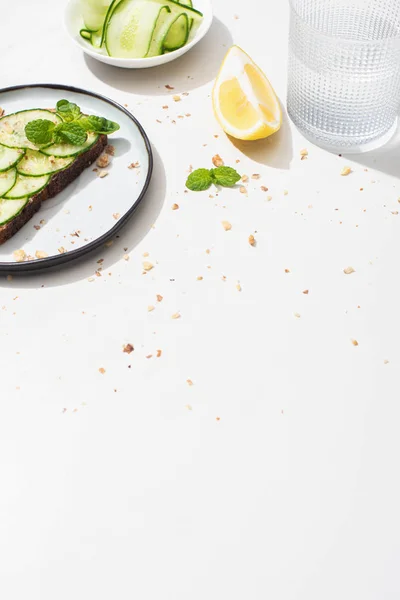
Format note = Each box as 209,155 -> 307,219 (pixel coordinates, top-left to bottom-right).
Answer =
212,46 -> 282,141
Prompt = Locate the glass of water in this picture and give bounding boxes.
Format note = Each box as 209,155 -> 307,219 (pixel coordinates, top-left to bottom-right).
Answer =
287,0 -> 400,153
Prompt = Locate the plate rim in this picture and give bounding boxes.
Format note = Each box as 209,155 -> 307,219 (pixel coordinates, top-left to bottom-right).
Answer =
0,83 -> 153,273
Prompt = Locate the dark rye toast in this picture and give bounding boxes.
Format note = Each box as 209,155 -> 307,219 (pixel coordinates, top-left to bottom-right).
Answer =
0,134 -> 107,245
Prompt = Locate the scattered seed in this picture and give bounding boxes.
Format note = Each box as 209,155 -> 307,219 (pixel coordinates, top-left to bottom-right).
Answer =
98,170 -> 108,178
303,289 -> 309,295
212,154 -> 224,167
99,368 -> 106,374
222,220 -> 232,231
123,344 -> 134,354
156,349 -> 162,358
344,266 -> 355,275
171,312 -> 181,319
165,84 -> 174,90
351,339 -> 359,346
156,294 -> 163,302
13,249 -> 26,263
384,359 -> 390,364
285,269 -> 290,273
186,379 -> 193,386
123,254 -> 130,261
128,161 -> 140,169
341,166 -> 352,176
172,203 -> 179,210
248,234 -> 256,247
58,247 -> 66,254
236,283 -> 242,292
35,250 -> 48,259
241,174 -> 249,183
197,276 -> 203,281
113,213 -> 120,220
148,305 -> 155,312
172,95 -> 181,102
260,186 -> 268,192
105,240 -> 113,248
143,261 -> 154,271
239,186 -> 247,194
294,312 -> 301,318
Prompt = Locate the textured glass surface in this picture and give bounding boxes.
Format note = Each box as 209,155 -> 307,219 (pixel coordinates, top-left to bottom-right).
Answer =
287,0 -> 400,152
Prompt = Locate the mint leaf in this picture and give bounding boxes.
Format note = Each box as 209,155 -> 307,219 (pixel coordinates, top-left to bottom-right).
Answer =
25,119 -> 56,145
186,168 -> 213,191
56,99 -> 81,122
54,122 -> 88,146
211,166 -> 241,187
78,115 -> 120,134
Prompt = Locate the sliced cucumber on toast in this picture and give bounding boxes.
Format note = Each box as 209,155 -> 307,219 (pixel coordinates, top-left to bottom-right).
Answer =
0,110 -> 62,150
0,146 -> 25,173
0,168 -> 17,197
4,173 -> 50,200
40,132 -> 99,158
0,198 -> 29,226
17,150 -> 74,177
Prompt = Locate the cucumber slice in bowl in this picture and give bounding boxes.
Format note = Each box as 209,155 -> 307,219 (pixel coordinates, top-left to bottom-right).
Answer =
40,132 -> 99,158
17,150 -> 74,177
163,13 -> 189,52
0,168 -> 17,197
4,173 -> 50,200
106,0 -> 168,58
0,110 -> 62,150
0,198 -> 28,226
0,146 -> 24,173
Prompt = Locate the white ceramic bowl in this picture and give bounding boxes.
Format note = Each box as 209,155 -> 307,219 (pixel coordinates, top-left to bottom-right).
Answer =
65,0 -> 213,69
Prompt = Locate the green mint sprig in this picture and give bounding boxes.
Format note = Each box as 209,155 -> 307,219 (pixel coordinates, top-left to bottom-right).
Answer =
186,165 -> 241,191
25,99 -> 120,147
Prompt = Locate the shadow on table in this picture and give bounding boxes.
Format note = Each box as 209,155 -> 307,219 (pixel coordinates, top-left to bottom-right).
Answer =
227,106 -> 294,170
0,145 -> 167,289
342,121 -> 400,180
84,17 -> 233,96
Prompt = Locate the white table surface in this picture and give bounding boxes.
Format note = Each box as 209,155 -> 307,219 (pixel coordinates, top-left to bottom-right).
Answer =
1,2 -> 400,598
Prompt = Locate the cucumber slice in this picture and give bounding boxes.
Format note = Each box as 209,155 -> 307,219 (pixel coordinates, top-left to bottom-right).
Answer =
4,173 -> 50,200
17,150 -> 74,177
0,168 -> 17,197
163,13 -> 189,52
40,132 -> 99,158
0,198 -> 28,226
80,28 -> 92,40
91,30 -> 103,48
106,0 -> 167,58
0,146 -> 24,173
0,110 -> 62,151
147,6 -> 177,57
81,0 -> 113,31
152,0 -> 202,21
101,0 -> 124,47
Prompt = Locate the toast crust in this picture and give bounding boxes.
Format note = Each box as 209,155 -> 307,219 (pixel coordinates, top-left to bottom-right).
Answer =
0,134 -> 107,245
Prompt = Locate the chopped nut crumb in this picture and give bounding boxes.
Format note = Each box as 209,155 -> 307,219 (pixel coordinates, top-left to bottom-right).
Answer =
341,166 -> 352,176
88,205 -> 93,211
283,189 -> 288,196
185,404 -> 193,411
351,339 -> 359,347
241,174 -> 249,182
146,354 -> 153,359
303,289 -> 309,295
156,349 -> 162,358
99,368 -> 106,374
239,186 -> 247,194
171,312 -> 181,319
300,148 -> 308,159
98,170 -> 108,178
285,268 -> 290,273
267,195 -> 273,201
105,144 -> 115,156
96,154 -> 110,168
13,249 -> 26,263
6,275 -> 13,281
222,220 -> 232,231
33,225 -> 41,231
294,312 -> 301,318
88,277 -> 95,282
186,379 -> 193,386
197,276 -> 203,281
384,359 -> 390,365
128,161 -> 140,169
35,250 -> 48,259
0,108 -> 4,117
162,105 -> 168,109
123,344 -> 134,354
172,203 -> 179,210
143,252 -> 149,257
344,266 -> 355,275
143,261 -> 154,271
58,247 -> 66,254
212,154 -> 224,167
236,282 -> 242,292
251,174 -> 261,179
260,186 -> 268,192
172,95 -> 181,102
123,254 -> 130,261
113,213 -> 120,220
148,305 -> 155,312
248,234 -> 256,247
391,211 -> 399,215
105,240 -> 113,248
165,84 -> 174,90
156,294 -> 163,302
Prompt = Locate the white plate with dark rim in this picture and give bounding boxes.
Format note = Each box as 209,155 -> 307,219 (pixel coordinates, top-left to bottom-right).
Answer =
0,84 -> 152,273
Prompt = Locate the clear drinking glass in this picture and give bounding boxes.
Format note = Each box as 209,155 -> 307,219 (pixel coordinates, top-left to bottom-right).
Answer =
287,0 -> 400,153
